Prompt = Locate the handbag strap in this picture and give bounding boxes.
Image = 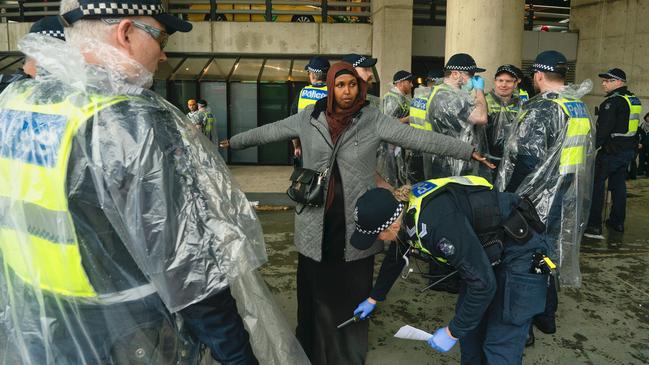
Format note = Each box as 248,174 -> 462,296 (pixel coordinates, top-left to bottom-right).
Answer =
322,129 -> 347,178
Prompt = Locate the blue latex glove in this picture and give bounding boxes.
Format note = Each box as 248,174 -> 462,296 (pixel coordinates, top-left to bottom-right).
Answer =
427,327 -> 458,352
353,299 -> 376,320
472,75 -> 485,91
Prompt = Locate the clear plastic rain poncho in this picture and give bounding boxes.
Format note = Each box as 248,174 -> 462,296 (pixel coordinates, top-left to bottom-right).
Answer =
426,84 -> 480,177
377,86 -> 411,187
496,80 -> 595,288
0,34 -> 309,364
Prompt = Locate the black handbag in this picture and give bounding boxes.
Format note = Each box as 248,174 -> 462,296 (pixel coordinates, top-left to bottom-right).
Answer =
287,131 -> 345,212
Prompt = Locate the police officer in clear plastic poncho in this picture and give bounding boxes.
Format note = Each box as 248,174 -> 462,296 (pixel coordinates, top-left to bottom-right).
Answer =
0,1 -> 309,364
377,70 -> 413,187
497,51 -> 595,288
426,54 -> 489,178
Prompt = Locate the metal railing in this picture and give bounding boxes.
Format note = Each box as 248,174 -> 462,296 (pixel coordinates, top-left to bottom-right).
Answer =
0,0 -> 370,23
412,0 -> 571,32
167,0 -> 371,23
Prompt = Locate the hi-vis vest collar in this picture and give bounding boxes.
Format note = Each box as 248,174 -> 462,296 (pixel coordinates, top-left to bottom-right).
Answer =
405,176 -> 493,263
609,92 -> 642,138
298,84 -> 327,111
386,90 -> 410,115
550,97 -> 591,175
0,89 -> 128,298
410,83 -> 452,131
486,92 -> 520,115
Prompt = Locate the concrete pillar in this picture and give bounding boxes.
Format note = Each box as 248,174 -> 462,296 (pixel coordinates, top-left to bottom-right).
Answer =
571,0 -> 649,112
445,0 -> 524,89
372,0 -> 413,97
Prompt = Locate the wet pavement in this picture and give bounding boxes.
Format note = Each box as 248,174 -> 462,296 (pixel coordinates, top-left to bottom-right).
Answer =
256,178 -> 649,365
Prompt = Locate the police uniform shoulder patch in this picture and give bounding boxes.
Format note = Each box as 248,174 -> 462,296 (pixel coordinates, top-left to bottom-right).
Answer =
419,222 -> 428,238
436,237 -> 455,257
604,103 -> 611,110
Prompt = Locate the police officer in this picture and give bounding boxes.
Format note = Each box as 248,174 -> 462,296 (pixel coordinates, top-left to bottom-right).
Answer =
290,56 -> 330,159
484,65 -> 524,180
0,16 -> 65,92
351,177 -> 551,365
585,68 -> 642,237
197,99 -> 217,141
378,70 -> 414,186
425,68 -> 444,87
409,73 -> 436,181
0,0 -> 307,362
425,53 -> 488,178
497,50 -> 596,343
342,53 -> 380,108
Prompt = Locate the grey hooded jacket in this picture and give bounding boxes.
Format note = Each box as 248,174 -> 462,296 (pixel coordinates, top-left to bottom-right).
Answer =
230,101 -> 475,262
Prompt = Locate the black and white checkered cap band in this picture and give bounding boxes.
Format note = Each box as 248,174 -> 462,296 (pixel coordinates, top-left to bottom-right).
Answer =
307,66 -> 325,74
393,75 -> 412,83
80,2 -> 164,16
352,56 -> 367,68
601,72 -> 625,82
446,65 -> 476,72
532,63 -> 555,72
38,30 -> 65,40
355,203 -> 405,235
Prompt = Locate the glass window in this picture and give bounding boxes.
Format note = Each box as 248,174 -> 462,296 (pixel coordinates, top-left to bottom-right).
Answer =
174,58 -> 212,81
260,59 -> 291,82
155,57 -> 184,80
202,58 -> 237,81
229,82 -> 258,163
230,58 -> 265,82
291,59 -> 309,82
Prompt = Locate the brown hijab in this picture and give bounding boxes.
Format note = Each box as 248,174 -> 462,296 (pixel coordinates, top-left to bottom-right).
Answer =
325,62 -> 368,143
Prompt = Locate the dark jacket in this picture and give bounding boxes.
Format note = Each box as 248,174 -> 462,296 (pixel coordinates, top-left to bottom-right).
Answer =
596,86 -> 638,153
370,188 -> 550,339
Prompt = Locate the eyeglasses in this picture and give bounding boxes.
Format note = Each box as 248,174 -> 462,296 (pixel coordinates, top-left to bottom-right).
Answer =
102,18 -> 169,50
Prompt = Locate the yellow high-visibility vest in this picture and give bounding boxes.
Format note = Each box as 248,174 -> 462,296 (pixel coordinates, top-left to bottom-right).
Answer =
551,98 -> 591,175
297,84 -> 327,111
0,89 -> 128,298
486,92 -> 519,115
610,93 -> 642,138
410,83 -> 451,131
406,176 -> 493,262
518,89 -> 529,103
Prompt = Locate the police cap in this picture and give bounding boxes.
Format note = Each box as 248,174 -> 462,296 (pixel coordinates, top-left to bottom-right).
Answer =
530,50 -> 568,75
351,188 -> 405,250
305,56 -> 330,74
598,68 -> 626,82
445,53 -> 486,73
495,64 -> 518,79
30,16 -> 66,40
393,70 -> 413,83
342,54 -> 377,68
60,0 -> 192,34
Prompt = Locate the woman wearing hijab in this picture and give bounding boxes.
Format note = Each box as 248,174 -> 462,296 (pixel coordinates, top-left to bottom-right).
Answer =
221,63 -> 492,364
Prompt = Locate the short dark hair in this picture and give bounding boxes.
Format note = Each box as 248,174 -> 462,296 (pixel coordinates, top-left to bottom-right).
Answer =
543,71 -> 565,82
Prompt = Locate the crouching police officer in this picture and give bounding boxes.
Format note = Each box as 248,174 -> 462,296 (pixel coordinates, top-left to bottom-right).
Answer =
351,176 -> 553,364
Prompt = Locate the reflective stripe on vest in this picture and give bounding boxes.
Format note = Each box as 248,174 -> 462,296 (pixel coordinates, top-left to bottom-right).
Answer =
204,112 -> 215,133
297,85 -> 327,111
486,92 -> 519,115
610,93 -> 642,138
406,176 -> 493,262
0,90 -> 128,297
518,89 -> 529,103
410,84 -> 449,131
551,98 -> 591,175
386,91 -> 410,116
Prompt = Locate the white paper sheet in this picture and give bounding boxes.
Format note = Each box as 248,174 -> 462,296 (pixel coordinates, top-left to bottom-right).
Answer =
394,325 -> 432,341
